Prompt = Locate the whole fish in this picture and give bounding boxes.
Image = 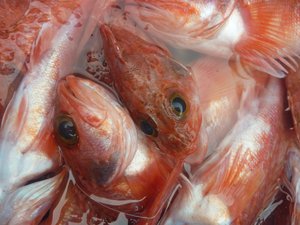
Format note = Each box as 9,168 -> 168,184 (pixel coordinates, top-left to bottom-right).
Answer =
124,0 -> 300,78
0,0 -> 112,221
46,75 -> 181,224
100,23 -> 203,159
162,77 -> 288,225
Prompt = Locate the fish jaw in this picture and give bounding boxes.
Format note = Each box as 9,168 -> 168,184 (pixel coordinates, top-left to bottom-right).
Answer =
100,24 -> 203,158
163,77 -> 287,225
0,169 -> 67,225
55,75 -> 138,196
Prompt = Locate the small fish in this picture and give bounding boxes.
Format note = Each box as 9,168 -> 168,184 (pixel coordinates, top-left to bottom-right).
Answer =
124,0 -> 300,78
51,75 -> 181,224
162,77 -> 288,225
100,23 -> 202,159
0,0 -> 111,214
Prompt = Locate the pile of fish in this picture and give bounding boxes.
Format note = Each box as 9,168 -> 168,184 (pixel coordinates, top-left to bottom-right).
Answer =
0,0 -> 299,224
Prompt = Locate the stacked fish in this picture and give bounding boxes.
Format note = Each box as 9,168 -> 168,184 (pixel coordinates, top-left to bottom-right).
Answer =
0,1 -> 299,225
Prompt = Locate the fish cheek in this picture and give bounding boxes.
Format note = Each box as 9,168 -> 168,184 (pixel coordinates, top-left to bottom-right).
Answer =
90,152 -> 120,186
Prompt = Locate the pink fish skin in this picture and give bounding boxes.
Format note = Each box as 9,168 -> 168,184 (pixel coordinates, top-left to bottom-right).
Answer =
185,57 -> 245,164
100,23 -> 203,159
50,75 -> 181,224
124,0 -> 300,78
0,0 -> 113,220
162,77 -> 289,225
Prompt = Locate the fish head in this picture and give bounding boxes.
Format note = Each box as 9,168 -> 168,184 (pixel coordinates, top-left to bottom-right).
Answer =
54,75 -> 137,195
101,24 -> 202,158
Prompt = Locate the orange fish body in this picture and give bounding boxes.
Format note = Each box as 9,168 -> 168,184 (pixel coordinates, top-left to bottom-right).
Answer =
0,0 -> 111,223
124,0 -> 300,78
100,23 -> 202,159
162,77 -> 288,225
52,75 -> 181,224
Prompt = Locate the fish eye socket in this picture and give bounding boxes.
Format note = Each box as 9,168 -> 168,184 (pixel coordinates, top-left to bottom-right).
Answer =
170,94 -> 187,118
54,115 -> 78,146
140,119 -> 157,137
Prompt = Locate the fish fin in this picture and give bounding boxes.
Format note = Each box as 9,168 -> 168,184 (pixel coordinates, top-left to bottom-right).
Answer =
235,1 -> 299,78
100,24 -> 126,66
0,169 -> 67,225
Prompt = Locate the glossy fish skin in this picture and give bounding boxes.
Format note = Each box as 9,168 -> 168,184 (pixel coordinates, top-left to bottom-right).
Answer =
186,57 -> 245,164
124,0 -> 300,78
53,75 -> 181,224
162,77 -> 288,225
100,24 -> 202,159
0,0 -> 111,215
0,0 -> 84,120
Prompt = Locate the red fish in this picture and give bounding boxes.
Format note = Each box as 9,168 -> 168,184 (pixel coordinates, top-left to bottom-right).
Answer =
161,77 -> 288,225
100,23 -> 203,159
0,0 -> 112,222
124,0 -> 300,78
50,75 -> 181,224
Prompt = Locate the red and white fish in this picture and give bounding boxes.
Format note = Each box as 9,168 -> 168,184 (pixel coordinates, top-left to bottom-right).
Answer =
46,75 -> 181,224
100,23 -> 203,159
161,77 -> 288,225
0,0 -> 112,222
124,0 -> 300,78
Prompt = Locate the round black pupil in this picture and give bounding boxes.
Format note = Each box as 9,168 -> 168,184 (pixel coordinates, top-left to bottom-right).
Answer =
172,97 -> 186,115
140,120 -> 154,135
58,120 -> 77,141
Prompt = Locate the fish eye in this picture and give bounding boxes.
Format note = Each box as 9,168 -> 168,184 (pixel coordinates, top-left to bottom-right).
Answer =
54,115 -> 78,146
140,119 -> 157,137
170,94 -> 187,118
